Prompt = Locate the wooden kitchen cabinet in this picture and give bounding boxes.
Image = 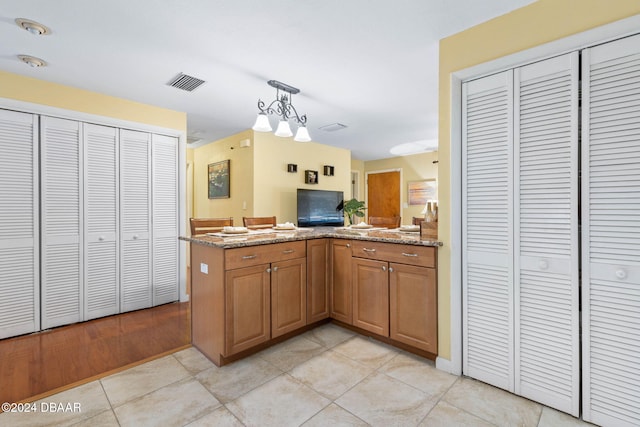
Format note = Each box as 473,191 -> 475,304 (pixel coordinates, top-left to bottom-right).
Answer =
330,239 -> 352,324
389,262 -> 437,353
271,257 -> 307,338
306,239 -> 330,324
352,257 -> 389,336
225,264 -> 271,355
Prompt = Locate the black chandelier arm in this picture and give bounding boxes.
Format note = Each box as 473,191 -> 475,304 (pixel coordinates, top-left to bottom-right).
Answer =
257,98 -> 307,125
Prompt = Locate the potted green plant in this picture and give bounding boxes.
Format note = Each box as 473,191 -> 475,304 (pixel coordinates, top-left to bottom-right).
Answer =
343,198 -> 366,225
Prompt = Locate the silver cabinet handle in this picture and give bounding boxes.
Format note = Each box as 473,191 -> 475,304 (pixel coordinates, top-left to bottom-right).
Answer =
266,267 -> 271,273
402,253 -> 418,257
273,266 -> 278,272
382,265 -> 387,271
282,249 -> 294,254
242,255 -> 257,260
363,248 -> 376,253
389,267 -> 394,272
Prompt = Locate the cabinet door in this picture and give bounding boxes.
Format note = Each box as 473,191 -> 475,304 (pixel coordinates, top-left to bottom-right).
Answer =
84,124 -> 119,320
272,258 -> 306,338
330,239 -> 352,324
0,109 -> 39,339
120,129 -> 152,312
152,134 -> 179,306
389,263 -> 437,353
582,35 -> 640,427
307,239 -> 329,323
225,264 -> 271,355
41,116 -> 83,329
352,257 -> 389,336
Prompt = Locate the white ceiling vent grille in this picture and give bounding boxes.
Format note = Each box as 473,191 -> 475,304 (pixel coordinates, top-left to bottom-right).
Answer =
318,123 -> 347,132
167,73 -> 206,92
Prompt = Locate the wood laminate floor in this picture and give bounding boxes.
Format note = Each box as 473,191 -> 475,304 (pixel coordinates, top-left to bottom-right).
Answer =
0,301 -> 191,404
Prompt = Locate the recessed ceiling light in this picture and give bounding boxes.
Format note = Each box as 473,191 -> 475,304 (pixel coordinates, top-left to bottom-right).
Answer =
18,55 -> 47,68
15,18 -> 51,35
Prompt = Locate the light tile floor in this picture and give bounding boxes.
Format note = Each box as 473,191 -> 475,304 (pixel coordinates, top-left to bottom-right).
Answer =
0,324 -> 596,427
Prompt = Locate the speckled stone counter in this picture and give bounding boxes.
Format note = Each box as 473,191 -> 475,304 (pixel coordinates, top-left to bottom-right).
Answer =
180,226 -> 442,249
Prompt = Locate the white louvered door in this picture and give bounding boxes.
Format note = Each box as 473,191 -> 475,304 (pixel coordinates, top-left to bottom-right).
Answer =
120,129 -> 152,312
0,109 -> 39,339
40,116 -> 83,329
582,35 -> 640,427
84,124 -> 119,320
152,134 -> 179,305
514,53 -> 580,416
462,70 -> 515,391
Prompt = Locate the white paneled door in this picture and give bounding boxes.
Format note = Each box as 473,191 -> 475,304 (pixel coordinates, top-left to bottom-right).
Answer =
0,109 -> 39,339
40,116 -> 83,329
152,134 -> 179,305
84,124 -> 119,320
463,52 -> 580,416
120,129 -> 152,312
582,34 -> 640,427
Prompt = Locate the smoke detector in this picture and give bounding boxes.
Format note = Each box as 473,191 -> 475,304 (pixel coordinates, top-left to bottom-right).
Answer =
18,55 -> 47,68
15,18 -> 51,35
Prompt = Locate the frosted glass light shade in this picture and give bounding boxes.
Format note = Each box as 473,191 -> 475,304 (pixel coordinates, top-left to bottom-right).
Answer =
252,113 -> 272,132
294,125 -> 311,142
275,120 -> 293,137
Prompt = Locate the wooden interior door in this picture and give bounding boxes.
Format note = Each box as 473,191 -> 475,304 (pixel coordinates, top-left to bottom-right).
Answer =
367,171 -> 400,219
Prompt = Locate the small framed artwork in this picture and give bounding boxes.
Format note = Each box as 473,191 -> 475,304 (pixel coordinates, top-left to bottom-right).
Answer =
305,170 -> 318,184
323,165 -> 334,176
208,159 -> 230,199
408,179 -> 437,205
287,163 -> 298,173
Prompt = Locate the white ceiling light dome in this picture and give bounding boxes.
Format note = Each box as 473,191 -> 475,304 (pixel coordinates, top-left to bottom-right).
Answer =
389,139 -> 438,156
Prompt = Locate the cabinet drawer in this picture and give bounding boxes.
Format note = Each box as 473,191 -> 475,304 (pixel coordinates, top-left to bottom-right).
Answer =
225,241 -> 306,270
351,241 -> 435,268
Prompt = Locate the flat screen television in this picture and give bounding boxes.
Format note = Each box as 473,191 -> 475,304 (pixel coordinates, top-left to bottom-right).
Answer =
297,188 -> 344,227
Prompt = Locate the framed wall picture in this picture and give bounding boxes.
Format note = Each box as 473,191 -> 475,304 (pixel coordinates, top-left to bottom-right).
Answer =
305,170 -> 318,184
208,160 -> 230,199
408,179 -> 437,205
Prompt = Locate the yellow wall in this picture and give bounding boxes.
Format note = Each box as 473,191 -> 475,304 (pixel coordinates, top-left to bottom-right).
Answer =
350,159 -> 365,201
193,130 -> 254,224
253,132 -> 351,224
437,0 -> 640,361
364,152 -> 438,225
0,71 -> 186,131
192,131 -> 351,226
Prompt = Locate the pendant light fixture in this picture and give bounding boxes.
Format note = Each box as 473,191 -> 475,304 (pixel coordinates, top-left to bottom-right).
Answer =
252,80 -> 311,142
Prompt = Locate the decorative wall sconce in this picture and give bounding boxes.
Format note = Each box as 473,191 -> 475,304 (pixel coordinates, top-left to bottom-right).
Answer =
287,164 -> 297,173
323,165 -> 334,176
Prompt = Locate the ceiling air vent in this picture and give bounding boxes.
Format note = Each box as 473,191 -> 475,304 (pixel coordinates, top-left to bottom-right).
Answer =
167,73 -> 206,92
318,123 -> 347,132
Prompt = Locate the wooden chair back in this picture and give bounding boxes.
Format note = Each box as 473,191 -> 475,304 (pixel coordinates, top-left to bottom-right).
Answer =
243,216 -> 277,229
412,217 -> 425,225
190,217 -> 234,235
368,216 -> 401,229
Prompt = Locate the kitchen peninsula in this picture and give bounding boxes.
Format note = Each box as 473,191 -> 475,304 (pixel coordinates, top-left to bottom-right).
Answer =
182,228 -> 442,366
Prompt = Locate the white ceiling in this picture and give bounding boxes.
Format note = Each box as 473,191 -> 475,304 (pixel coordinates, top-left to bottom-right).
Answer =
0,0 -> 535,160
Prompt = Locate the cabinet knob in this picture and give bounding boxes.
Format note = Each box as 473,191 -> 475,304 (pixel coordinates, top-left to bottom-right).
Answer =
615,269 -> 627,280
538,260 -> 549,270
98,236 -> 105,241
133,234 -> 139,240
266,268 -> 272,273
346,244 -> 350,248
382,265 -> 387,272
389,267 -> 394,273
273,266 -> 278,272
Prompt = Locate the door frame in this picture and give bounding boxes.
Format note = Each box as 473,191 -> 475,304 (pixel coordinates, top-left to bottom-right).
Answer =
444,14 -> 640,376
364,168 -> 402,221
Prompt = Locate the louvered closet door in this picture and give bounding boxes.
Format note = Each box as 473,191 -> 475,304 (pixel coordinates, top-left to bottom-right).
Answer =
462,70 -> 515,391
120,129 -> 152,312
84,124 -> 119,320
151,134 -> 178,305
514,53 -> 580,416
0,109 -> 39,339
582,34 -> 640,427
41,116 -> 82,329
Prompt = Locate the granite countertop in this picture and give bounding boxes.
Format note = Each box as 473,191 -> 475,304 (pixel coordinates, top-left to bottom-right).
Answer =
180,226 -> 443,249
